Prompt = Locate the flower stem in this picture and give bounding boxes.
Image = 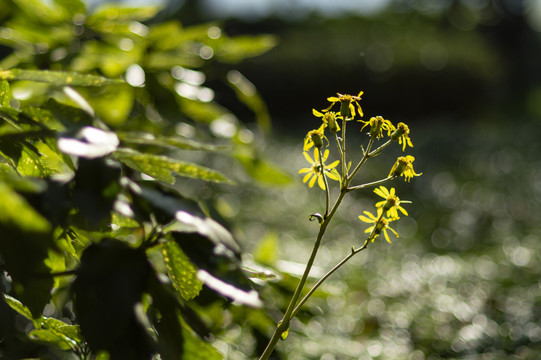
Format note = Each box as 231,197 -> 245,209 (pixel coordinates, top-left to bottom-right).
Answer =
347,176 -> 395,193
291,240 -> 370,318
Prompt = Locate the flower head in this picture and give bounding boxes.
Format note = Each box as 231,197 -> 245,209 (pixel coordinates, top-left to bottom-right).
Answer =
388,155 -> 422,182
358,208 -> 399,243
323,92 -> 363,119
359,116 -> 395,139
390,122 -> 413,151
298,148 -> 340,190
374,186 -> 411,219
303,126 -> 328,151
313,109 -> 340,133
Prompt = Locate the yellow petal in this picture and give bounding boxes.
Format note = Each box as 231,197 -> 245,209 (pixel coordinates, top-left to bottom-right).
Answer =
326,160 -> 340,169
312,109 -> 323,117
303,172 -> 312,183
317,175 -> 326,190
327,97 -> 339,102
309,174 -> 317,188
303,151 -> 314,164
298,168 -> 311,174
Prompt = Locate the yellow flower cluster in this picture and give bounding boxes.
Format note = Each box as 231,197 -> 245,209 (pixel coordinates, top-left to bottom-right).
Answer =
359,186 -> 411,243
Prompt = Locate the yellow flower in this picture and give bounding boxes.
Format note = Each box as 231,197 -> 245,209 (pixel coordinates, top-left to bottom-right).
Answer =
388,155 -> 422,182
358,208 -> 399,243
298,148 -> 340,190
313,109 -> 340,133
359,116 -> 395,139
303,127 -> 328,151
374,186 -> 411,219
390,122 -> 413,151
323,92 -> 363,119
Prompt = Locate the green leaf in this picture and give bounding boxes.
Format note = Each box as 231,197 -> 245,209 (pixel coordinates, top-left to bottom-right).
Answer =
114,148 -> 232,184
0,80 -> 10,108
89,5 -> 159,23
0,182 -> 51,232
0,69 -> 123,87
53,0 -> 86,17
182,322 -> 223,360
215,35 -> 278,63
161,240 -> 202,301
119,132 -> 225,152
227,70 -> 271,132
2,293 -> 34,321
28,329 -> 73,350
253,232 -> 279,266
41,317 -> 83,345
235,151 -> 292,186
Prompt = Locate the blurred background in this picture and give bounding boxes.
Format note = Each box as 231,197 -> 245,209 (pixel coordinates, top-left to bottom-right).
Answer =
170,1 -> 541,359
4,0 -> 541,358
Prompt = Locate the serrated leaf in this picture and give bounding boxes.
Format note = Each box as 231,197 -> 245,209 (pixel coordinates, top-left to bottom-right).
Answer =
0,80 -> 10,108
0,69 -> 123,86
161,240 -> 202,301
119,132 -> 224,151
114,148 -> 232,184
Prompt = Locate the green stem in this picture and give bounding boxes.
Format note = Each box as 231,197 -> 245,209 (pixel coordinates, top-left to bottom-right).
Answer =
319,148 -> 331,217
347,136 -> 375,183
259,190 -> 347,360
347,176 -> 395,193
291,240 -> 370,318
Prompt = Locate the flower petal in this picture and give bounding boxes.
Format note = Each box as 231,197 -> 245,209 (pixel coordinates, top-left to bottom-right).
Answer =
317,174 -> 326,190
303,151 -> 314,164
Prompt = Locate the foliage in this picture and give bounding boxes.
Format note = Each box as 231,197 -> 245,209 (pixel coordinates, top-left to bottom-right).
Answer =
0,1 -> 284,359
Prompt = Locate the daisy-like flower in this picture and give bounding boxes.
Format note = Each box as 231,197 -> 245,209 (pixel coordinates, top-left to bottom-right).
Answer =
298,148 -> 340,190
374,186 -> 411,219
358,208 -> 399,243
313,109 -> 340,133
388,155 -> 422,182
359,116 -> 395,139
390,122 -> 413,151
323,92 -> 364,119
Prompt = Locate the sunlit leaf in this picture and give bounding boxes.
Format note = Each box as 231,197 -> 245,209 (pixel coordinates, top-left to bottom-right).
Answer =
58,127 -> 119,159
2,293 -> 34,321
29,329 -> 73,350
41,317 -> 83,344
0,182 -> 51,232
114,148 -> 232,184
197,269 -> 262,308
0,80 -> 10,107
0,69 -> 123,87
215,35 -> 278,63
161,240 -> 203,301
88,5 -> 159,25
253,232 -> 279,266
78,84 -> 134,127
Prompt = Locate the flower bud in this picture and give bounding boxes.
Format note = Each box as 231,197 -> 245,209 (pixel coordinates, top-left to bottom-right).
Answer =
340,101 -> 351,118
308,130 -> 324,148
325,113 -> 339,133
391,122 -> 409,141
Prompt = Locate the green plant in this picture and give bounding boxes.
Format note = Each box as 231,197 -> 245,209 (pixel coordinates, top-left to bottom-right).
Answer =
0,1 -> 283,359
259,92 -> 421,359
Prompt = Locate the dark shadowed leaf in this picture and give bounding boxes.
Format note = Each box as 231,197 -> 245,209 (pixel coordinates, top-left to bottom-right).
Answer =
73,239 -> 154,360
